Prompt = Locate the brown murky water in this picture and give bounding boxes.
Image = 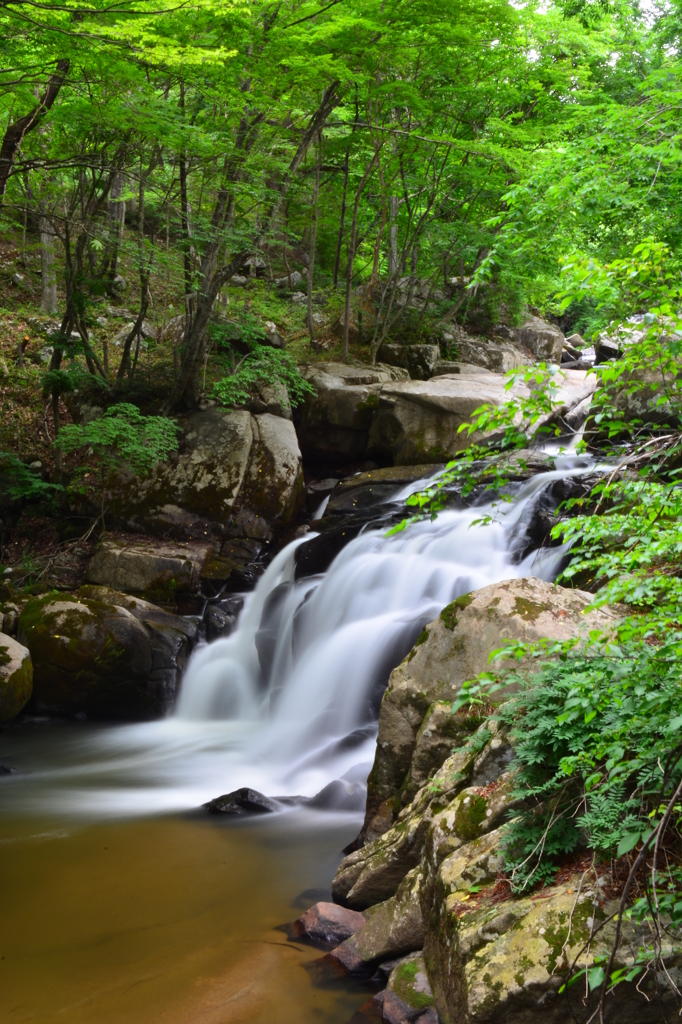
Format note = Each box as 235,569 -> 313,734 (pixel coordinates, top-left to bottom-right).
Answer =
0,727 -> 368,1024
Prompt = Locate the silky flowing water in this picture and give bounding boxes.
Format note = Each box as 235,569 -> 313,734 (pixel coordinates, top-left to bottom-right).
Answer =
0,455 -> 597,1023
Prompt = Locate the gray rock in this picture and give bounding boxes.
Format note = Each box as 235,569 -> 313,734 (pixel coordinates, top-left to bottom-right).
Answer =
379,344 -> 441,381
85,538 -> 212,606
456,334 -> 531,373
509,315 -> 565,363
296,363 -> 408,462
362,578 -> 619,835
0,633 -> 32,721
105,408 -> 304,542
431,361 -> 495,377
204,787 -> 278,814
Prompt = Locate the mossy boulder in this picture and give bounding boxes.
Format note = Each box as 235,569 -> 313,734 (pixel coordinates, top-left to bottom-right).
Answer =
424,828 -> 682,1024
0,633 -> 33,720
362,577 -> 619,837
18,589 -> 196,720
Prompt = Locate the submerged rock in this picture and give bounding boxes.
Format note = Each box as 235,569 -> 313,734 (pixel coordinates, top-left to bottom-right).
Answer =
289,901 -> 366,948
18,589 -> 196,720
204,787 -> 279,814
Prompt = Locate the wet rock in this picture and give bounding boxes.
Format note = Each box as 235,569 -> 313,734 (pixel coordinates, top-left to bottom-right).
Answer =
0,634 -> 33,721
378,344 -> 441,381
202,593 -> 244,640
85,538 -> 213,608
289,901 -> 366,948
204,787 -> 279,814
326,465 -> 440,515
18,589 -> 196,720
325,866 -> 426,974
361,578 -> 619,836
308,779 -> 366,812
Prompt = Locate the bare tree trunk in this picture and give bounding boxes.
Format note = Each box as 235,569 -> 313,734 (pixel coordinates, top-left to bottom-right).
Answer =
388,195 -> 399,278
40,216 -> 58,314
343,149 -> 382,363
306,137 -> 321,344
106,171 -> 126,281
333,148 -> 349,290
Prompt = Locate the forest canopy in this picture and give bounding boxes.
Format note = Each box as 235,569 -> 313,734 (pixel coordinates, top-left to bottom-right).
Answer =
1,0 -> 680,408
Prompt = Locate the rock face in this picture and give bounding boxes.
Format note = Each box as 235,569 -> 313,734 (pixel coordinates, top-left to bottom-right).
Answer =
297,363 -> 594,467
379,344 -> 441,381
454,335 -> 531,374
367,375 -> 530,465
18,588 -> 196,719
0,633 -> 32,720
85,538 -> 213,608
107,408 -> 304,543
508,316 -> 565,364
425,832 -> 680,1024
330,580 -> 674,1024
296,363 -> 409,463
361,577 -> 619,838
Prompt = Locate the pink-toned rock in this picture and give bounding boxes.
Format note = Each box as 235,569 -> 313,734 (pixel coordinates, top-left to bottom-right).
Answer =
290,901 -> 366,949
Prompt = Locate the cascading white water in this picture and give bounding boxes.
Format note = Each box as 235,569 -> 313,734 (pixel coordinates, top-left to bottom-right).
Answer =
9,455 -> 598,818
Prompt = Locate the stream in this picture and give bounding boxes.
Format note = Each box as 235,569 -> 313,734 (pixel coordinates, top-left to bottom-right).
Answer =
0,453 -> 596,1024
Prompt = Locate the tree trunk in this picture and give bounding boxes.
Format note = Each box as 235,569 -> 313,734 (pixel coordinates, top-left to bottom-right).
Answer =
343,149 -> 382,363
306,137 -> 321,344
388,195 -> 399,278
333,148 -> 349,290
0,60 -> 69,201
40,216 -> 58,314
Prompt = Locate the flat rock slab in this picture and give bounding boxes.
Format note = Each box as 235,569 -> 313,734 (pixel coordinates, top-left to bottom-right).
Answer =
289,901 -> 366,948
85,538 -> 213,605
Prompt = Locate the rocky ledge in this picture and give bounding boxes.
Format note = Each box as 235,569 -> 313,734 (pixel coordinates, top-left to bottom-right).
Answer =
299,577 -> 680,1023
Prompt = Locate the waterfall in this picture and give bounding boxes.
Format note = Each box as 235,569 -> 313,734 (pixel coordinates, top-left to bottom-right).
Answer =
15,455 -> 598,818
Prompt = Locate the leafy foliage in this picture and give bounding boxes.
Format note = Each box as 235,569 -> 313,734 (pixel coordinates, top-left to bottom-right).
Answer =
0,452 -> 63,503
212,345 -> 315,409
55,403 -> 179,523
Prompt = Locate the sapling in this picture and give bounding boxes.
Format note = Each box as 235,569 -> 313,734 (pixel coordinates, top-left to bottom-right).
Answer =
55,402 -> 179,529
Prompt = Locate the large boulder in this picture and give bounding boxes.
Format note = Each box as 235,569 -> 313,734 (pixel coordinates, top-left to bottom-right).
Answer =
0,633 -> 32,720
362,577 -> 619,836
333,722 -> 516,910
367,375 -> 530,466
85,538 -> 212,609
296,363 -> 408,463
107,408 -> 304,542
379,344 -> 441,381
424,828 -> 682,1024
454,335 -> 531,374
290,902 -> 366,948
18,588 -> 197,719
507,316 -> 565,364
